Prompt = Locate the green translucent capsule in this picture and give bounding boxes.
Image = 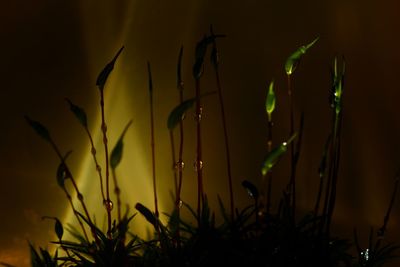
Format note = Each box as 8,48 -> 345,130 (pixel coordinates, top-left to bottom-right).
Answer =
265,81 -> 276,118
261,133 -> 297,176
332,57 -> 345,115
285,37 -> 319,75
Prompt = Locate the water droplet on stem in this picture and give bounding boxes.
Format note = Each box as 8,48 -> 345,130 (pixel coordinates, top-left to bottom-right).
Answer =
103,199 -> 114,211
193,160 -> 203,172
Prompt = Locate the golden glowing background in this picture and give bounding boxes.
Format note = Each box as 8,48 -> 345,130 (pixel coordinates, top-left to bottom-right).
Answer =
2,0 -> 400,266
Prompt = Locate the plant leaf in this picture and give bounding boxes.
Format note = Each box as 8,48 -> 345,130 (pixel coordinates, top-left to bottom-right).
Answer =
261,133 -> 297,176
55,218 -> 64,240
42,216 -> 64,240
241,180 -> 259,200
167,91 -> 216,130
25,116 -> 51,143
65,98 -> 88,128
167,98 -> 195,130
110,120 -> 133,170
192,60 -> 204,81
96,46 -> 124,91
56,151 -> 72,189
135,203 -> 157,227
0,262 -> 17,267
217,195 -> 230,224
193,34 -> 226,80
285,37 -> 319,75
265,80 -> 276,116
29,242 -> 41,267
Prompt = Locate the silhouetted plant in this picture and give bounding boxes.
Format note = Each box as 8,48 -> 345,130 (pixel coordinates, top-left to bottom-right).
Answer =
21,31 -> 400,267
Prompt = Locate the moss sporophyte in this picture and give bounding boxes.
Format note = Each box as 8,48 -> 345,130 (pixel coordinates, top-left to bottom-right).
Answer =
22,33 -> 400,267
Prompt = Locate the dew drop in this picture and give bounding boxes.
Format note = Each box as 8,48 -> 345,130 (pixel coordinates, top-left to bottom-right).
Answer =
104,199 -> 114,211
179,200 -> 183,208
194,107 -> 203,122
174,161 -> 185,171
193,160 -> 203,172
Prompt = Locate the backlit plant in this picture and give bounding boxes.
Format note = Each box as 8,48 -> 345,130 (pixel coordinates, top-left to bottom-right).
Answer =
14,28 -> 400,267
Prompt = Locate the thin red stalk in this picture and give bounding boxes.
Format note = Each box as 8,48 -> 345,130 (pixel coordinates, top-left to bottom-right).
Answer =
321,101 -> 342,235
210,27 -> 234,220
177,88 -> 185,201
49,141 -> 92,222
214,66 -> 235,221
173,83 -> 185,248
195,78 -> 204,219
176,46 -> 185,209
172,46 -> 185,247
169,131 -> 178,197
314,175 -> 325,217
63,187 -> 89,242
149,67 -> 159,219
46,138 -> 89,241
320,142 -> 334,232
266,117 -> 273,214
99,89 -> 112,236
85,127 -> 106,203
68,175 -> 94,224
314,135 -> 331,218
49,140 -> 100,243
325,115 -> 342,235
287,75 -> 296,222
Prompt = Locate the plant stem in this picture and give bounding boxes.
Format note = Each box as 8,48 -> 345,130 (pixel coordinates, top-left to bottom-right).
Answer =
175,46 -> 185,207
170,130 -> 178,197
99,89 -> 112,237
324,112 -> 342,235
63,187 -> 89,242
49,139 -> 100,243
266,116 -> 273,214
148,62 -> 159,219
85,128 -> 106,205
287,74 -> 296,222
374,170 -> 400,252
214,64 -> 235,222
172,46 -> 185,247
210,26 -> 234,220
195,78 -> 204,220
177,89 -> 185,205
314,135 -> 331,217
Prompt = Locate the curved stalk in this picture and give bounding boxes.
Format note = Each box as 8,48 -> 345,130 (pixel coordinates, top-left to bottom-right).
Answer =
99,89 -> 112,237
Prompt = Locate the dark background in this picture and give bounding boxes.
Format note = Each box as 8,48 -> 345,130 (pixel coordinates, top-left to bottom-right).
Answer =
1,0 -> 400,266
